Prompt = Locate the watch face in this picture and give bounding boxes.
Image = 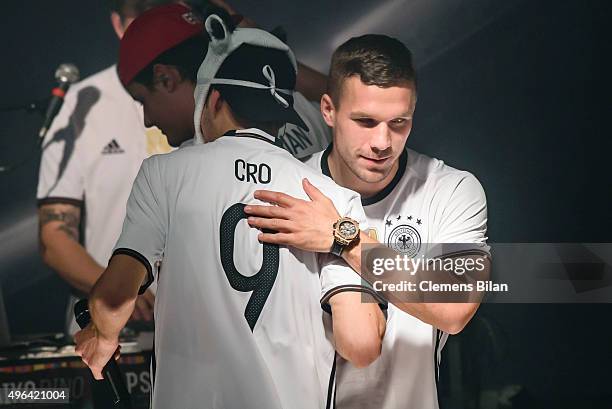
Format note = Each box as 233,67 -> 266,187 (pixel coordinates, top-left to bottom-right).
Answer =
339,221 -> 357,238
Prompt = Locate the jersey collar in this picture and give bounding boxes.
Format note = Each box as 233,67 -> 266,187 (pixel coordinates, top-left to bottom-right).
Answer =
223,128 -> 277,145
320,144 -> 408,206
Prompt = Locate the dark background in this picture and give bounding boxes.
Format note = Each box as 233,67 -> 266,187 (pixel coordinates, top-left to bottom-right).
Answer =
1,0 -> 610,407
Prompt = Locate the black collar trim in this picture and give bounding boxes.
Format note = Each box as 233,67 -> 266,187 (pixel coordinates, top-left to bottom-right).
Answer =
224,128 -> 277,146
320,144 -> 408,206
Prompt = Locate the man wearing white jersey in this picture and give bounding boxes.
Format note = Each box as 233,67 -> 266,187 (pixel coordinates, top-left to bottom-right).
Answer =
246,34 -> 490,408
75,15 -> 386,408
36,0 -> 185,335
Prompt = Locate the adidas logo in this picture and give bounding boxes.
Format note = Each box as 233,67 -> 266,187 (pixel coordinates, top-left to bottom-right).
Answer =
102,139 -> 125,154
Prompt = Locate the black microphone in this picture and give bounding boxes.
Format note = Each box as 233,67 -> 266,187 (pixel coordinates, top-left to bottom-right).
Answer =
38,63 -> 80,140
74,299 -> 133,409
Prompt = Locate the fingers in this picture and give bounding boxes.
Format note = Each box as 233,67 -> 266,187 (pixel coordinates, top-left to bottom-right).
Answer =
303,178 -> 339,215
114,345 -> 122,361
92,367 -> 104,380
131,305 -> 143,321
244,204 -> 291,220
131,297 -> 152,321
208,0 -> 237,15
302,178 -> 327,202
247,217 -> 293,233
253,190 -> 300,208
136,297 -> 154,321
143,289 -> 155,305
257,232 -> 294,246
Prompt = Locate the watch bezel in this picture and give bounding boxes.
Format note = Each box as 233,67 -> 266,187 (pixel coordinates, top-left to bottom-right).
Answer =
333,217 -> 359,246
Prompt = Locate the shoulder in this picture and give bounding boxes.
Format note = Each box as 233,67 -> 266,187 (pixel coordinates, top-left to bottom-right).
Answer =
406,148 -> 484,197
302,150 -> 324,170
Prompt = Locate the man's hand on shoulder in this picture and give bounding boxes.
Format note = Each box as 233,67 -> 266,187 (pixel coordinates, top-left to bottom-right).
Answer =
244,178 -> 340,253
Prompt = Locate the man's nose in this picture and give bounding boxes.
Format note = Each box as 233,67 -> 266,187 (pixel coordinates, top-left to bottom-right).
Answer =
370,123 -> 392,153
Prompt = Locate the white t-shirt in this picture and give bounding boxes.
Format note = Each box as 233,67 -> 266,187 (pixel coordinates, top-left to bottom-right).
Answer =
307,145 -> 488,409
114,128 -> 380,409
36,65 -> 172,333
278,92 -> 332,159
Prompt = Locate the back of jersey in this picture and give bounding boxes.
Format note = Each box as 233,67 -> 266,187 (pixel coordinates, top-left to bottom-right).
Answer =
116,129 -> 366,409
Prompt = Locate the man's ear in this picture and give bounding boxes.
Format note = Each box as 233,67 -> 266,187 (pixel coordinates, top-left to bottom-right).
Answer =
152,64 -> 181,92
111,12 -> 125,39
320,94 -> 336,127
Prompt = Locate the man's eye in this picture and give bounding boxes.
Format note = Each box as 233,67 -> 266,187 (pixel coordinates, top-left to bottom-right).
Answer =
354,118 -> 377,127
391,118 -> 407,125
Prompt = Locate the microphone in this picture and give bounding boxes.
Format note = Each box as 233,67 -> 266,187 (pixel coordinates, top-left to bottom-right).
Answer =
74,299 -> 133,409
38,63 -> 80,140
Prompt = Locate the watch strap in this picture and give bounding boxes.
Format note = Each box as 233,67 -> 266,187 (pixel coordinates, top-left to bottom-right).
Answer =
330,240 -> 345,257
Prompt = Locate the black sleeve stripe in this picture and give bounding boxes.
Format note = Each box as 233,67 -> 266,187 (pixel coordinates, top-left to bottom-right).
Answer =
320,285 -> 388,314
112,248 -> 154,295
37,197 -> 84,207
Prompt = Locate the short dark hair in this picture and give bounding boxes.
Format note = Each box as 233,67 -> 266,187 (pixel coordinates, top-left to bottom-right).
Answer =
327,34 -> 417,106
132,6 -> 235,88
108,0 -> 175,20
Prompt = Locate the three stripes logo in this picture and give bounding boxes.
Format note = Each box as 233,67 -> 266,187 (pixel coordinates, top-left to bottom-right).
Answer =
102,139 -> 124,155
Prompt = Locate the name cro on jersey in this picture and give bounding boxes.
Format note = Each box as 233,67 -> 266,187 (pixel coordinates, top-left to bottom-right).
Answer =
234,159 -> 271,184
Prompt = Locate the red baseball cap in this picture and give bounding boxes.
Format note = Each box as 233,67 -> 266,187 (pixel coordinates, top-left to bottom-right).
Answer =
118,3 -> 204,86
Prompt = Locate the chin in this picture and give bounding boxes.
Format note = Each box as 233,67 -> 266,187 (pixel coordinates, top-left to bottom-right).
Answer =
356,168 -> 391,184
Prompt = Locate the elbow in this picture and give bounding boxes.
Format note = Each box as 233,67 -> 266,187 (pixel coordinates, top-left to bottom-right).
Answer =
439,309 -> 476,335
89,291 -> 135,321
338,335 -> 382,368
90,286 -> 132,312
443,320 -> 467,335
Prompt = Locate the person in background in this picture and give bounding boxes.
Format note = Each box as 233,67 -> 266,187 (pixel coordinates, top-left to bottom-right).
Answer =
37,0 -> 180,336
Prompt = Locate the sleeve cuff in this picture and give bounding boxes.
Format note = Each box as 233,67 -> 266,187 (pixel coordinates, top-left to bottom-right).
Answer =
37,197 -> 84,207
321,284 -> 388,314
112,248 -> 154,295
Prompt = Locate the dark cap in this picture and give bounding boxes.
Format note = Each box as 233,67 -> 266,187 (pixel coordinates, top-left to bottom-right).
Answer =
213,44 -> 308,130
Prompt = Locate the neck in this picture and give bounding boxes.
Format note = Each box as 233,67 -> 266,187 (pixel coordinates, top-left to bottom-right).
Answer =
327,148 -> 399,199
208,106 -> 244,142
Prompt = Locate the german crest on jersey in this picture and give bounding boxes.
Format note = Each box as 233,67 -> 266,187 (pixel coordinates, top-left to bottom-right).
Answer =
385,214 -> 422,257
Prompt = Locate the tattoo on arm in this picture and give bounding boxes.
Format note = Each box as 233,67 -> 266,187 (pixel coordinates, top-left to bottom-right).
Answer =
39,208 -> 80,242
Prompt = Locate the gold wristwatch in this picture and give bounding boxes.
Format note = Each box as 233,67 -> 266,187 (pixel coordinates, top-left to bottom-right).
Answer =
330,217 -> 360,256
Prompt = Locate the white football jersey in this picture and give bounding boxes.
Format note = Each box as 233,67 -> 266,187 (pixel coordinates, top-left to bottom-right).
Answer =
307,145 -> 488,409
36,65 -> 172,334
114,129 -> 378,409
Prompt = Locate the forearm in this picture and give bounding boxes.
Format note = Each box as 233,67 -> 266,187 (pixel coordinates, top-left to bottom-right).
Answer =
330,292 -> 385,368
89,255 -> 146,340
344,232 -> 486,334
41,233 -> 104,293
39,204 -> 104,294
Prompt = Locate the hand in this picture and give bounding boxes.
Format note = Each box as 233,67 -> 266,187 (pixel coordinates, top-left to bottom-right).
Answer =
244,178 -> 340,252
130,289 -> 154,321
74,323 -> 120,380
